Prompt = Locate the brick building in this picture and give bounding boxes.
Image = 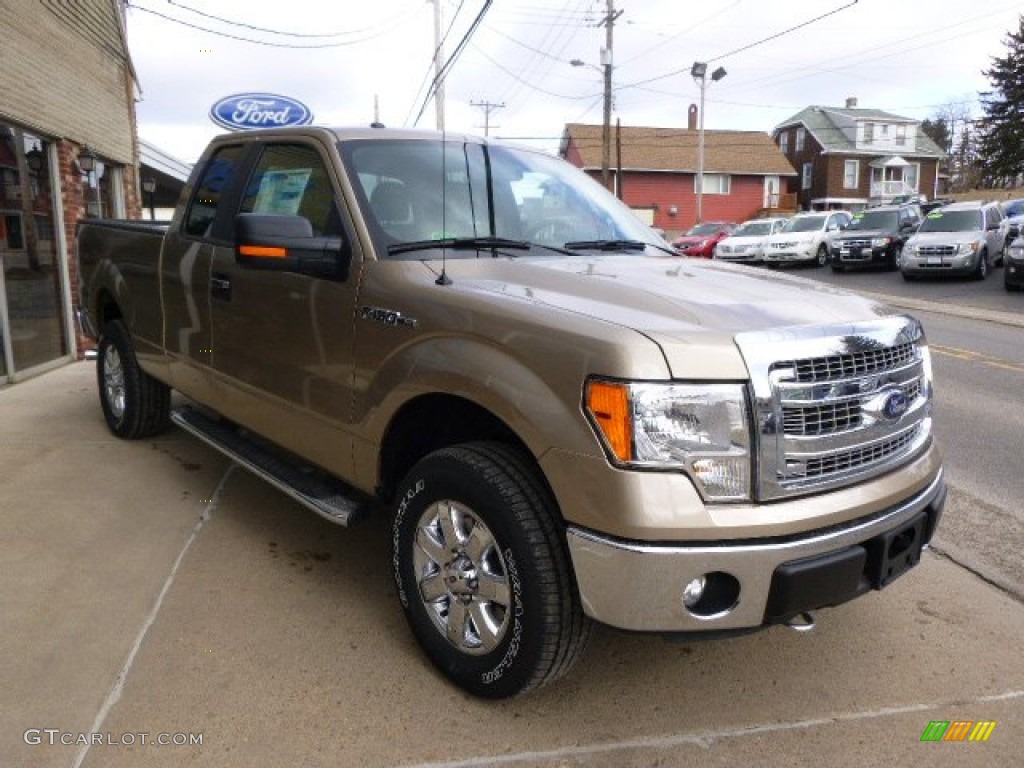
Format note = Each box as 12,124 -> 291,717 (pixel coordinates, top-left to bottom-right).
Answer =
560,122 -> 797,239
0,0 -> 140,383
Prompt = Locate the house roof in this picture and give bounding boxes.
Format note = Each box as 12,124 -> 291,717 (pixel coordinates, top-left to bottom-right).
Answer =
561,123 -> 797,176
773,106 -> 945,158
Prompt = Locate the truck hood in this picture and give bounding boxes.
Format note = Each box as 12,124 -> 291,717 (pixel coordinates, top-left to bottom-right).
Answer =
422,254 -> 891,378
834,228 -> 892,241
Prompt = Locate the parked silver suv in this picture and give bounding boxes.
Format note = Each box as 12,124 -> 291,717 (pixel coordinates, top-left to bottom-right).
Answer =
901,200 -> 1005,281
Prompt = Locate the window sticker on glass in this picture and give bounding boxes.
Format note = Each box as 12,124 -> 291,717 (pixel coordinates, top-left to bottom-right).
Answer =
253,169 -> 312,216
927,211 -> 944,218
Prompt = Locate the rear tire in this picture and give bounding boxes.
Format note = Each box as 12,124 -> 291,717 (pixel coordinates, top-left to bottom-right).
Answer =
97,320 -> 171,438
392,442 -> 591,698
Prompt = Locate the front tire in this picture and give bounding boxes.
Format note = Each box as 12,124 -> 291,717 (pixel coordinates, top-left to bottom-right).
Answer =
974,249 -> 988,281
815,244 -> 829,267
392,442 -> 591,698
97,320 -> 170,438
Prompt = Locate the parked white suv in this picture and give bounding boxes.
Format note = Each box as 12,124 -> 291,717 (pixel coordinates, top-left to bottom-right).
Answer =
763,211 -> 852,267
901,200 -> 1005,281
714,217 -> 790,263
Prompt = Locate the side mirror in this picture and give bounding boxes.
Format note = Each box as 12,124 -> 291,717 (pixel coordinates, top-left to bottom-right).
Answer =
234,213 -> 350,280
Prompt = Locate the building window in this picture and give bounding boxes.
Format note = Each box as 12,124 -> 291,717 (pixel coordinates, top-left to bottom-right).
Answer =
694,173 -> 731,195
844,159 -> 859,190
864,122 -> 875,144
796,127 -> 805,152
880,124 -> 889,137
802,162 -> 812,190
904,163 -> 919,192
895,124 -> 906,146
779,131 -> 789,154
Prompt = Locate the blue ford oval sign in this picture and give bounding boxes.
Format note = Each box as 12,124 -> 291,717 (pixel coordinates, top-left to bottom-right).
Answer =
209,93 -> 314,131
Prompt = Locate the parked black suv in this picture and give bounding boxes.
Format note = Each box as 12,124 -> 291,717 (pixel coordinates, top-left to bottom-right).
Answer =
829,204 -> 922,272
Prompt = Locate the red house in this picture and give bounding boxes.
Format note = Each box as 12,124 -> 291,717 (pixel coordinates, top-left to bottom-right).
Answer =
559,123 -> 797,238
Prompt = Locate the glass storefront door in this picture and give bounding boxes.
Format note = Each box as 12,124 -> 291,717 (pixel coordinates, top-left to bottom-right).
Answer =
0,123 -> 68,380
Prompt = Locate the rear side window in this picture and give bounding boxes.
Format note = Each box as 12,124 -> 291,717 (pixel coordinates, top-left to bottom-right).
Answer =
183,145 -> 246,237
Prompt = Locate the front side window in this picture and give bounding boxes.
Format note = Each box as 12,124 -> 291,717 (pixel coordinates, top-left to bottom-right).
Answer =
240,143 -> 340,236
184,144 -> 245,237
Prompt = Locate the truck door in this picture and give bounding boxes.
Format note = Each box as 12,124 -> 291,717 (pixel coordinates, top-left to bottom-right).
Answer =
208,140 -> 360,478
160,143 -> 247,403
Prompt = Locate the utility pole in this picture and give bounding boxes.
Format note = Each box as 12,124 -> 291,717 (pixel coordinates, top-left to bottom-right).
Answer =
470,100 -> 505,137
598,0 -> 621,191
428,0 -> 445,130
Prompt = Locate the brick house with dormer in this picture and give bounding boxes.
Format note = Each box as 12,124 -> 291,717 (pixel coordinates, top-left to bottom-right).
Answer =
772,99 -> 946,211
560,122 -> 797,238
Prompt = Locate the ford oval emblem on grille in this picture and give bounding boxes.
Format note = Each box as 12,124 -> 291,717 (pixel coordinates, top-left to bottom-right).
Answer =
882,390 -> 909,420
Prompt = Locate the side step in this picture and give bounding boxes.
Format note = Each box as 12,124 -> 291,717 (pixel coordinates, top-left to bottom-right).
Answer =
171,406 -> 373,526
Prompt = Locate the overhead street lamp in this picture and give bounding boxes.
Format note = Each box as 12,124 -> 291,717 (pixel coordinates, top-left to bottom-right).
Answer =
571,47 -> 614,191
691,62 -> 727,223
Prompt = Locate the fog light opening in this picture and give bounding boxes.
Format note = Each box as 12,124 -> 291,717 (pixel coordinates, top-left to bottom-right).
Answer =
681,571 -> 740,618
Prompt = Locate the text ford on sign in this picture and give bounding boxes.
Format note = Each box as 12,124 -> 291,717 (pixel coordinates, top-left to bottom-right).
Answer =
209,94 -> 314,131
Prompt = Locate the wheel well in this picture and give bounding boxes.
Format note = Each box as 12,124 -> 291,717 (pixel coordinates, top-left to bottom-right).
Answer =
378,394 -> 533,504
96,290 -> 122,330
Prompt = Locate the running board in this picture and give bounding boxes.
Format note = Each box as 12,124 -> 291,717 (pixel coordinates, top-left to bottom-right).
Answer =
171,406 -> 373,526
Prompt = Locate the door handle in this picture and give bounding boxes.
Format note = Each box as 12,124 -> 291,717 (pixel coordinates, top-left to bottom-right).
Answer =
211,273 -> 232,301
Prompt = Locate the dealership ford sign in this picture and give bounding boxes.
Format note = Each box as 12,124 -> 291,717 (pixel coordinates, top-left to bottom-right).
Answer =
209,93 -> 314,131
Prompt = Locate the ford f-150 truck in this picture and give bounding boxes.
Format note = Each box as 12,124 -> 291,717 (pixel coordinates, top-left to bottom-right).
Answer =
77,126 -> 945,699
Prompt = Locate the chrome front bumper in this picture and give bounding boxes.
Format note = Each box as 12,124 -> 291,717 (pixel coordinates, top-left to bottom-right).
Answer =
566,469 -> 945,632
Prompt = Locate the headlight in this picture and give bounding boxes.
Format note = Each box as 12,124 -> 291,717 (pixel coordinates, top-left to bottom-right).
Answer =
699,239 -> 710,248
585,380 -> 751,500
957,241 -> 980,255
871,237 -> 891,248
1008,244 -> 1024,261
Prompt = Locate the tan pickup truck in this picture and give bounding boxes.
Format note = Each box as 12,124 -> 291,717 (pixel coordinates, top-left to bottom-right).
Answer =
78,126 -> 945,698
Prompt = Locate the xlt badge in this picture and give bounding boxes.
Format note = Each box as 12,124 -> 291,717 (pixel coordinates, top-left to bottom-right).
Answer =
360,306 -> 418,329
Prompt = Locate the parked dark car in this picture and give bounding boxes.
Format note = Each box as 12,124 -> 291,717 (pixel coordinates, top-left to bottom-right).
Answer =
671,221 -> 737,258
828,204 -> 921,272
1005,236 -> 1024,291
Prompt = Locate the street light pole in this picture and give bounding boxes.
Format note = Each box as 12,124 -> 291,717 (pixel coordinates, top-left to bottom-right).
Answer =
690,62 -> 726,224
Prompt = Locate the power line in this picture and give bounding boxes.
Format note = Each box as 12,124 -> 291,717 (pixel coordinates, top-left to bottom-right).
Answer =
164,0 -> 410,38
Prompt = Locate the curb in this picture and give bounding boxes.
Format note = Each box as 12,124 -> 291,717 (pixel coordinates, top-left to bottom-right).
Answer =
861,291 -> 1024,328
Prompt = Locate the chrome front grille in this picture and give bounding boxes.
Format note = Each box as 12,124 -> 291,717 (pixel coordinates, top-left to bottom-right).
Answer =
840,238 -> 871,249
918,245 -> 955,257
736,317 -> 932,500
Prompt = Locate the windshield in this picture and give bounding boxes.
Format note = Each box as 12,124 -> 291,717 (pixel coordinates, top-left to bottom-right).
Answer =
783,215 -> 826,233
918,210 -> 981,233
732,221 -> 773,237
686,223 -> 724,236
848,211 -> 898,231
1003,200 -> 1024,217
338,138 -> 666,257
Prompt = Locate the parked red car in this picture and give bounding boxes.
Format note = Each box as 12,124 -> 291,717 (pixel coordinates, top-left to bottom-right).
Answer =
671,221 -> 737,257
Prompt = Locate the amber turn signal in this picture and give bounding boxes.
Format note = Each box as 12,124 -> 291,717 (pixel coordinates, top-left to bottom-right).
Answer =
238,244 -> 288,258
586,381 -> 632,462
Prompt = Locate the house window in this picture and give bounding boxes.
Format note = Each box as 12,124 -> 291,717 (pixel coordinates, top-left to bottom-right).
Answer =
694,173 -> 731,194
895,125 -> 906,146
779,131 -> 789,154
864,122 -> 875,144
843,159 -> 859,190
904,163 -> 919,192
880,124 -> 889,137
801,162 -> 812,190
796,127 -> 805,152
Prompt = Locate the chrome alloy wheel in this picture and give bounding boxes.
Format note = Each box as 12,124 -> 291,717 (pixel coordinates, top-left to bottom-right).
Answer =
413,500 -> 511,655
102,345 -> 126,420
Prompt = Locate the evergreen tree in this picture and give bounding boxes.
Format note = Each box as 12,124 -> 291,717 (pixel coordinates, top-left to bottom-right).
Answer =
977,15 -> 1024,186
920,117 -> 951,155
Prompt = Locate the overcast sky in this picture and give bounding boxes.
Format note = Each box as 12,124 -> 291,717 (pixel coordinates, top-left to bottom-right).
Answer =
124,0 -> 1023,164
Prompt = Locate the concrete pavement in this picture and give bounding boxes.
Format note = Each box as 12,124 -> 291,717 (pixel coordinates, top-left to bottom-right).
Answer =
2,362 -> 1023,767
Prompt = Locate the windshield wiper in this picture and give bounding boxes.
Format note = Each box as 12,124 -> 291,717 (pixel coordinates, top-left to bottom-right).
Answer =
563,239 -> 648,252
388,236 -> 531,256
